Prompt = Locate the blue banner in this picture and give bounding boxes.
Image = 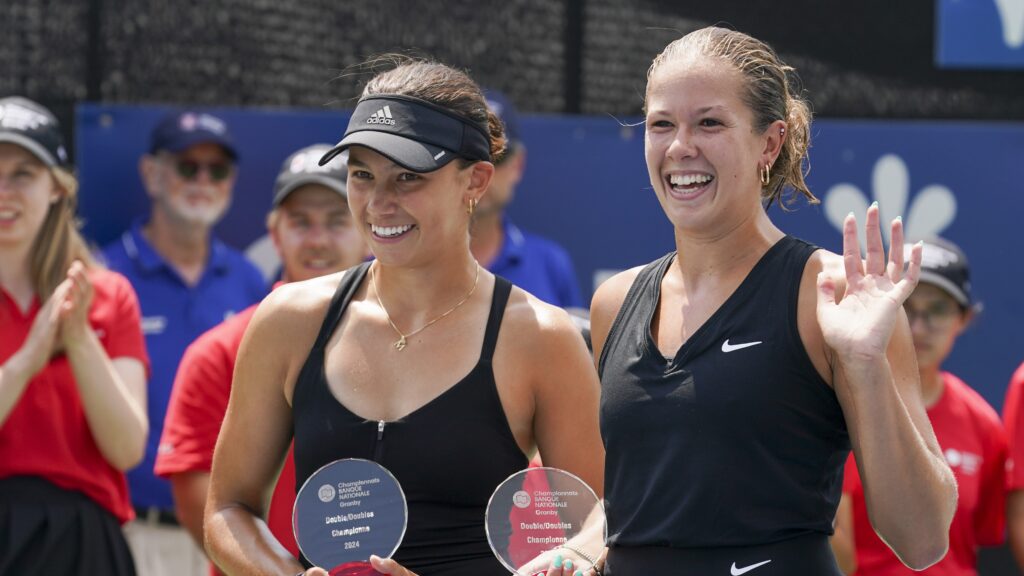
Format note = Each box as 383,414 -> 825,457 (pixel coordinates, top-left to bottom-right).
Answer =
76,103 -> 1024,413
937,0 -> 1024,68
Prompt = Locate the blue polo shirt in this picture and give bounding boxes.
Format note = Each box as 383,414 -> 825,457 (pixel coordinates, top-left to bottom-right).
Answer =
101,219 -> 267,510
488,217 -> 582,309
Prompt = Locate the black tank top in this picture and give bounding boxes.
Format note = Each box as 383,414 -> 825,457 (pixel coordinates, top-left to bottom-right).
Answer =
598,236 -> 850,548
293,264 -> 528,574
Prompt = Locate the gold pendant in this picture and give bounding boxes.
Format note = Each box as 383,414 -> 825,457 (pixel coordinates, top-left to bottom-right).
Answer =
394,335 -> 407,351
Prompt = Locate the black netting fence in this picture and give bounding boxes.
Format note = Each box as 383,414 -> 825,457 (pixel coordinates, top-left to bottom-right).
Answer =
4,0 -> 1022,160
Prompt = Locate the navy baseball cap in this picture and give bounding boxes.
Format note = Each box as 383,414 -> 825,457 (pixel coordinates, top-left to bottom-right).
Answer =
319,94 -> 491,173
273,144 -> 348,207
150,110 -> 238,160
0,96 -> 69,167
484,89 -> 521,147
905,237 -> 974,308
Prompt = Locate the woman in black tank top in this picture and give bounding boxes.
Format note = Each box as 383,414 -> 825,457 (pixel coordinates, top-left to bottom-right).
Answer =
204,60 -> 604,576
588,27 -> 957,576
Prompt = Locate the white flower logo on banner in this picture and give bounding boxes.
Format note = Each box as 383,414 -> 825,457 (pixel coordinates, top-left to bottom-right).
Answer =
823,154 -> 957,249
995,0 -> 1024,48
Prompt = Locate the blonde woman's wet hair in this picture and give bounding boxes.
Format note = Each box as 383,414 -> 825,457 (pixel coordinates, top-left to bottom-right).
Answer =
647,26 -> 816,208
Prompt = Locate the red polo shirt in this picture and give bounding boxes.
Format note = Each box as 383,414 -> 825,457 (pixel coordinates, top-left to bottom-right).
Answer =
1002,362 -> 1024,490
0,269 -> 149,523
155,300 -> 298,563
843,372 -> 1007,575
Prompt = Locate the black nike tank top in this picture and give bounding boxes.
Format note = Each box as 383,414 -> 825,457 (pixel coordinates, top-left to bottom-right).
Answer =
293,263 -> 528,574
599,236 -> 850,548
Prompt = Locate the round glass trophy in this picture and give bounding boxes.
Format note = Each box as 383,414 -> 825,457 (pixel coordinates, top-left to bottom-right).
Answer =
485,467 -> 606,575
293,459 -> 407,576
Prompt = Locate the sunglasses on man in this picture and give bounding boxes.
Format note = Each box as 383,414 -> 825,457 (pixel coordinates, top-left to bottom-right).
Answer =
173,159 -> 233,182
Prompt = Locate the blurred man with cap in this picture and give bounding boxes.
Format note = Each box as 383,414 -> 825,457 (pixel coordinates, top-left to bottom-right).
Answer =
153,144 -> 366,575
472,90 -> 583,310
101,110 -> 266,576
832,237 -> 1007,575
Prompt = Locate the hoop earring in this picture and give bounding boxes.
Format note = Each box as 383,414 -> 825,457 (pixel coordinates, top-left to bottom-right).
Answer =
466,197 -> 478,215
759,163 -> 771,186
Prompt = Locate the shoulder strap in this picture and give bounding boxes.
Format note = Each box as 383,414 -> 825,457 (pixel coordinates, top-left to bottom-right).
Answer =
311,262 -> 371,351
480,275 -> 514,362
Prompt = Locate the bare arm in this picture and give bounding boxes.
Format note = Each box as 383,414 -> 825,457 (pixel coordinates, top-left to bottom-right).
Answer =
818,209 -> 955,569
497,297 -> 607,576
1008,491 -> 1024,569
204,287 -> 313,575
528,306 -> 605,497
62,263 -> 148,470
172,472 -> 210,548
830,494 -> 857,575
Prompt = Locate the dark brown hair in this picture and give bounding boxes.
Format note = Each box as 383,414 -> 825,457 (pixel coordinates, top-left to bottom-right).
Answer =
362,56 -> 506,165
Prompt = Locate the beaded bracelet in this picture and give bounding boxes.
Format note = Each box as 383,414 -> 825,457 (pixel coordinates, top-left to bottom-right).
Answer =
559,543 -> 598,568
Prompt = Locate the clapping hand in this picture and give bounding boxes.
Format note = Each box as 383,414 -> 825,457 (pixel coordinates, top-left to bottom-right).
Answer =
16,276 -> 71,376
56,260 -> 95,350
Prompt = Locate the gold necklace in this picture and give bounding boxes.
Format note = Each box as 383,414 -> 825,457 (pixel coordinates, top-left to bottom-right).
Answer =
370,261 -> 481,351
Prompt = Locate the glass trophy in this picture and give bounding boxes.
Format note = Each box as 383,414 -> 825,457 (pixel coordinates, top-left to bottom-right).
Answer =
485,467 -> 606,575
293,459 -> 407,576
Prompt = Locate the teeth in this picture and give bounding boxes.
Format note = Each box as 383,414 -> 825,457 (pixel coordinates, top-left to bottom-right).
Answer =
371,224 -> 413,238
0,210 -> 16,219
669,174 -> 713,186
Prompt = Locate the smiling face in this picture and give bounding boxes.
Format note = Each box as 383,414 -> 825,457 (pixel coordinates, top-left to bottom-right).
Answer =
269,184 -> 367,283
142,142 -> 236,228
645,56 -> 780,234
345,146 -> 492,267
0,142 -> 60,251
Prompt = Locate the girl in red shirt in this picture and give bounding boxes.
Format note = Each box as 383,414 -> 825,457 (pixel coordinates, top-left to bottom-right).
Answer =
0,96 -> 149,575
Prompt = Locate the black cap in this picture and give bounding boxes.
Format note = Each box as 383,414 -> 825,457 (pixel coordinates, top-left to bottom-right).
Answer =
150,110 -> 238,160
906,237 -> 973,308
273,144 -> 348,207
319,94 -> 491,173
0,96 -> 68,167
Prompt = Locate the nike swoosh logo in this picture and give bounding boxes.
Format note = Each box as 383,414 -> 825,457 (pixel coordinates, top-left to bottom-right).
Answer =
721,339 -> 763,353
731,559 -> 772,575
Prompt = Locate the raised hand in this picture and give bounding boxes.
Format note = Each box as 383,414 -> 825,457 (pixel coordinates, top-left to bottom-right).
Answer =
816,204 -> 922,362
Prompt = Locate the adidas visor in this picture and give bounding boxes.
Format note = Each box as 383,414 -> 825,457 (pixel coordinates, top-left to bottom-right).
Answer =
319,94 -> 491,173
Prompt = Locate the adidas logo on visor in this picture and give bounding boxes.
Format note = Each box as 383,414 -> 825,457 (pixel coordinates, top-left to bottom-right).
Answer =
366,106 -> 395,126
